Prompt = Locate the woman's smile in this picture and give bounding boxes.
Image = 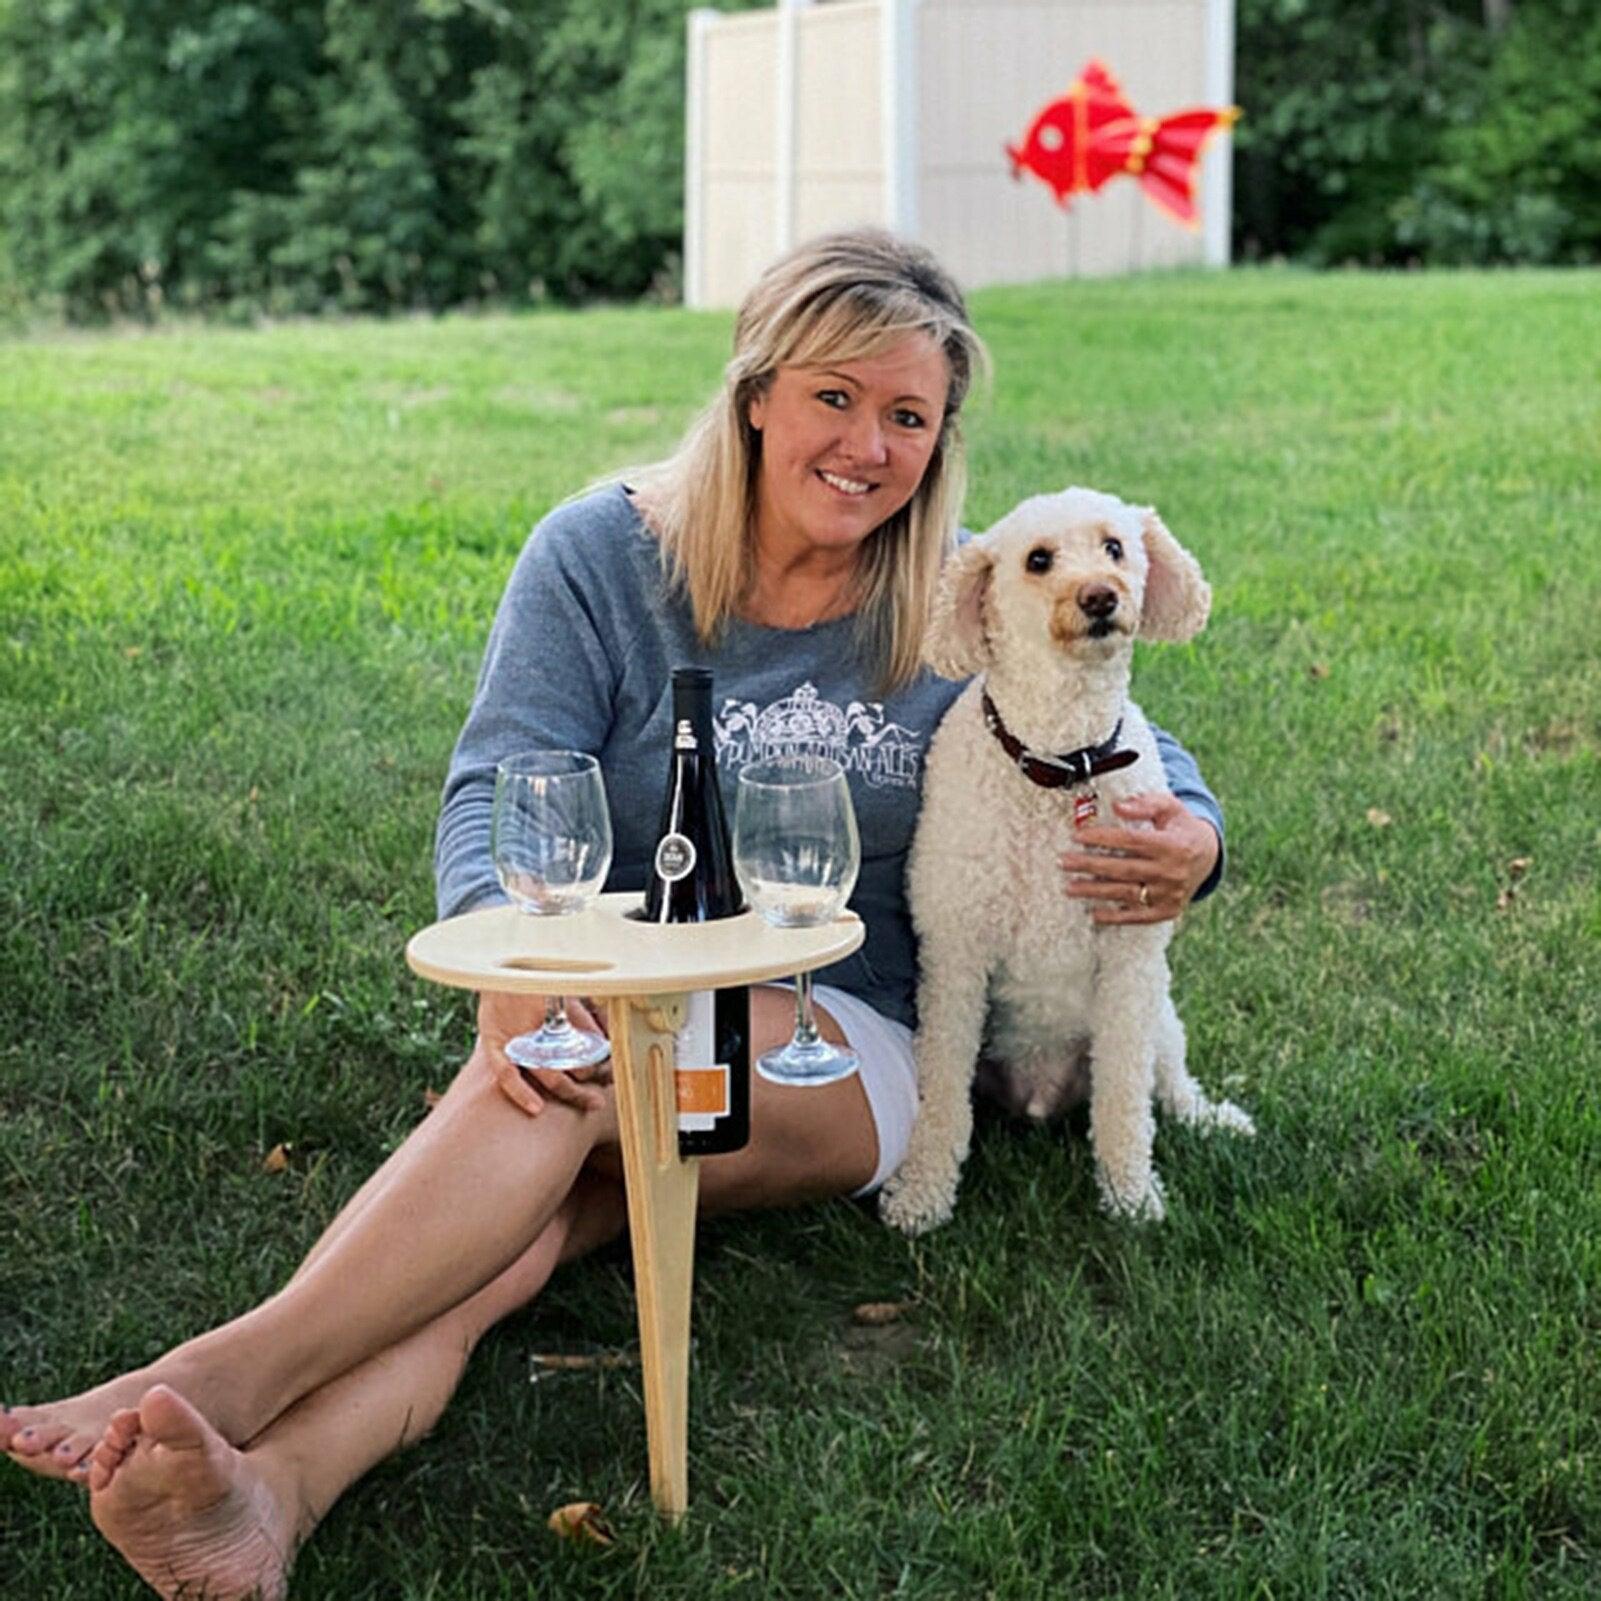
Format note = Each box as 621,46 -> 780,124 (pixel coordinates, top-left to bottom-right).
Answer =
817,469 -> 874,497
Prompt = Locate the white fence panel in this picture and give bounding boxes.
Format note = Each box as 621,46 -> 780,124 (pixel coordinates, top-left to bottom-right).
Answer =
694,10 -> 783,309
794,2 -> 884,241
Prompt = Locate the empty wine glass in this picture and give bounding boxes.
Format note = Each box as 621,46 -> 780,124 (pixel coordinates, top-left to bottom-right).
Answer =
733,755 -> 860,1085
491,749 -> 613,1071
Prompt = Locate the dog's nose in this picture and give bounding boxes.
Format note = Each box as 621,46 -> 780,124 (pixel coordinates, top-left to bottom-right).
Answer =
1077,584 -> 1118,620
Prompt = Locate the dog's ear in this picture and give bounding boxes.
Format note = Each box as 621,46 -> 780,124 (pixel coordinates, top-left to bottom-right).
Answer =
924,538 -> 996,678
1137,510 -> 1211,642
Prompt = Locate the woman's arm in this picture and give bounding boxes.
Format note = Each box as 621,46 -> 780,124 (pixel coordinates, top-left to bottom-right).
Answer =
434,511 -> 622,922
1153,723 -> 1225,902
433,507 -> 627,1115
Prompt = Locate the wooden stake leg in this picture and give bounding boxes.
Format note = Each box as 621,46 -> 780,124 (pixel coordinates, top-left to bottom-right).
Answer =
607,992 -> 699,1521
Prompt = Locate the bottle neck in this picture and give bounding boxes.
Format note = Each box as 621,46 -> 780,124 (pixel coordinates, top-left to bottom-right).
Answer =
671,680 -> 714,758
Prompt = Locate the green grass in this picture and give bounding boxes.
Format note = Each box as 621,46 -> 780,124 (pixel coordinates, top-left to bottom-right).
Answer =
2,268 -> 1599,1597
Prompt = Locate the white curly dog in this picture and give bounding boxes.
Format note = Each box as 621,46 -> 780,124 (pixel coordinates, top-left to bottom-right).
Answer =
880,487 -> 1253,1234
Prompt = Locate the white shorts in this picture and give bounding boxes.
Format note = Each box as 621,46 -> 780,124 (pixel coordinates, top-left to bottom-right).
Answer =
767,981 -> 919,1198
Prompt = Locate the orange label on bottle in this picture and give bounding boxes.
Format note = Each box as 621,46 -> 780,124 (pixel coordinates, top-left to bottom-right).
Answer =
676,1066 -> 729,1118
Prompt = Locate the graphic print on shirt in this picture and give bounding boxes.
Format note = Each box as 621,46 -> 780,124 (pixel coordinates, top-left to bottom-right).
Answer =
714,682 -> 923,790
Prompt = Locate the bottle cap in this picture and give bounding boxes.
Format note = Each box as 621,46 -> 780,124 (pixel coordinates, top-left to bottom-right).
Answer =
671,666 -> 714,725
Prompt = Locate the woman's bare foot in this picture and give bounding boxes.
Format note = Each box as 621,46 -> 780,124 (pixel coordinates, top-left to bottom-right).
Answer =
2,1368 -> 168,1481
87,1385 -> 298,1601
2,1329 -> 272,1485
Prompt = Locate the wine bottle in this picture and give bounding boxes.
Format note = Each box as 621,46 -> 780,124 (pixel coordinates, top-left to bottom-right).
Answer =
643,667 -> 751,1157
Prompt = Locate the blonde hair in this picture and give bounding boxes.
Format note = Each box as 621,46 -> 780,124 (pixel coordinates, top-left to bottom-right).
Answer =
632,229 -> 988,693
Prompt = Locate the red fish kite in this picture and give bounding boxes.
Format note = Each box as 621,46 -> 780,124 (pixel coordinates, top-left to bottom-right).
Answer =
1006,59 -> 1238,229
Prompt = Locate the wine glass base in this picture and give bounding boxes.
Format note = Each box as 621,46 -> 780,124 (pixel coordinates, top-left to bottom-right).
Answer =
755,1042 -> 859,1087
506,1027 -> 612,1072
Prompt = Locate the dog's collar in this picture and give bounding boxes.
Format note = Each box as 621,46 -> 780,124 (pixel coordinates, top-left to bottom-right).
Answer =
981,691 -> 1140,790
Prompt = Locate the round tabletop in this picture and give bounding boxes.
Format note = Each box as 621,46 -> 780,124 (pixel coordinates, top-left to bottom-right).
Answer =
406,892 -> 865,998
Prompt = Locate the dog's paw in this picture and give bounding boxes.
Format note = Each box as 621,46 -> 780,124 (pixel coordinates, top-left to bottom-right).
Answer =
1096,1166 -> 1166,1224
878,1168 -> 957,1237
1182,1097 -> 1256,1137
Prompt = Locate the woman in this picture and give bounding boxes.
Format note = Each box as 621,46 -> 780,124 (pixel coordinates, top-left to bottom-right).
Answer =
1,230 -> 1223,1599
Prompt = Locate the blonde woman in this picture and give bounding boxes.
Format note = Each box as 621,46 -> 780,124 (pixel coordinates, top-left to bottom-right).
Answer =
2,230 -> 1224,1598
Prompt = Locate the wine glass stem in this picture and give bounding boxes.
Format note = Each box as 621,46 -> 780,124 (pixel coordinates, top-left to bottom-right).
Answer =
792,971 -> 821,1049
544,995 -> 572,1036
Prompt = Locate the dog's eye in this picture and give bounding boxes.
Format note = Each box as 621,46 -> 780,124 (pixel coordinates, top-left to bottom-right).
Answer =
1103,538 -> 1124,561
1025,547 -> 1053,573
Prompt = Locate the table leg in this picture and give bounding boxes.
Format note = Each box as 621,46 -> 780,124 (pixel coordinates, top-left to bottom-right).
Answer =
607,991 -> 699,1521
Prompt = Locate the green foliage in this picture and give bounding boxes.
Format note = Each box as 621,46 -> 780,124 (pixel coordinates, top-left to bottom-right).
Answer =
1401,3 -> 1601,263
1236,0 -> 1601,265
0,2 -> 324,315
0,0 -> 762,319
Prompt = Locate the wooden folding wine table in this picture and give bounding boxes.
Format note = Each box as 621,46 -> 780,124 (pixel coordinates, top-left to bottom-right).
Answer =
405,891 -> 863,1520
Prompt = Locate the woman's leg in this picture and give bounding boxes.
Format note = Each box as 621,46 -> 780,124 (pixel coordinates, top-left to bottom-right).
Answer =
3,1045 -> 620,1476
3,979 -> 877,1530
79,1173 -> 628,1601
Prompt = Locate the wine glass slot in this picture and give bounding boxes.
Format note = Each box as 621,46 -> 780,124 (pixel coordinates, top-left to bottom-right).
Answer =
495,956 -> 616,974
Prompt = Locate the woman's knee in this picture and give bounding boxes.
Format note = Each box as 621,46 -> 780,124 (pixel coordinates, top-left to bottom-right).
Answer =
700,1071 -> 879,1212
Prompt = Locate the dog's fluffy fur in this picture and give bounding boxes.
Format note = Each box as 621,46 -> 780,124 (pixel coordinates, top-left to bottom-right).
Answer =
879,487 -> 1253,1234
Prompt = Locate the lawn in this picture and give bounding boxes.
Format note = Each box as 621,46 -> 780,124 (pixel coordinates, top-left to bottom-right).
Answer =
2,268 -> 1598,1598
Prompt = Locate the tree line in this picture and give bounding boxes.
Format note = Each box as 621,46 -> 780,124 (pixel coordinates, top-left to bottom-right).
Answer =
1235,0 -> 1599,269
0,0 -> 1595,322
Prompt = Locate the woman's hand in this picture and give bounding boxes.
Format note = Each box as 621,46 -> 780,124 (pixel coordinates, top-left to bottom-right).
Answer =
474,991 -> 613,1117
1059,793 -> 1220,925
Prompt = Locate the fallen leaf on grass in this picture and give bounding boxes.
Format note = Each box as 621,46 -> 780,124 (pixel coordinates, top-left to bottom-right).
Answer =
1366,808 -> 1393,829
839,1317 -> 924,1376
1496,887 -> 1517,913
852,1301 -> 912,1326
262,1144 -> 291,1174
548,1502 -> 614,1546
1507,856 -> 1532,879
1308,662 -> 1330,680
